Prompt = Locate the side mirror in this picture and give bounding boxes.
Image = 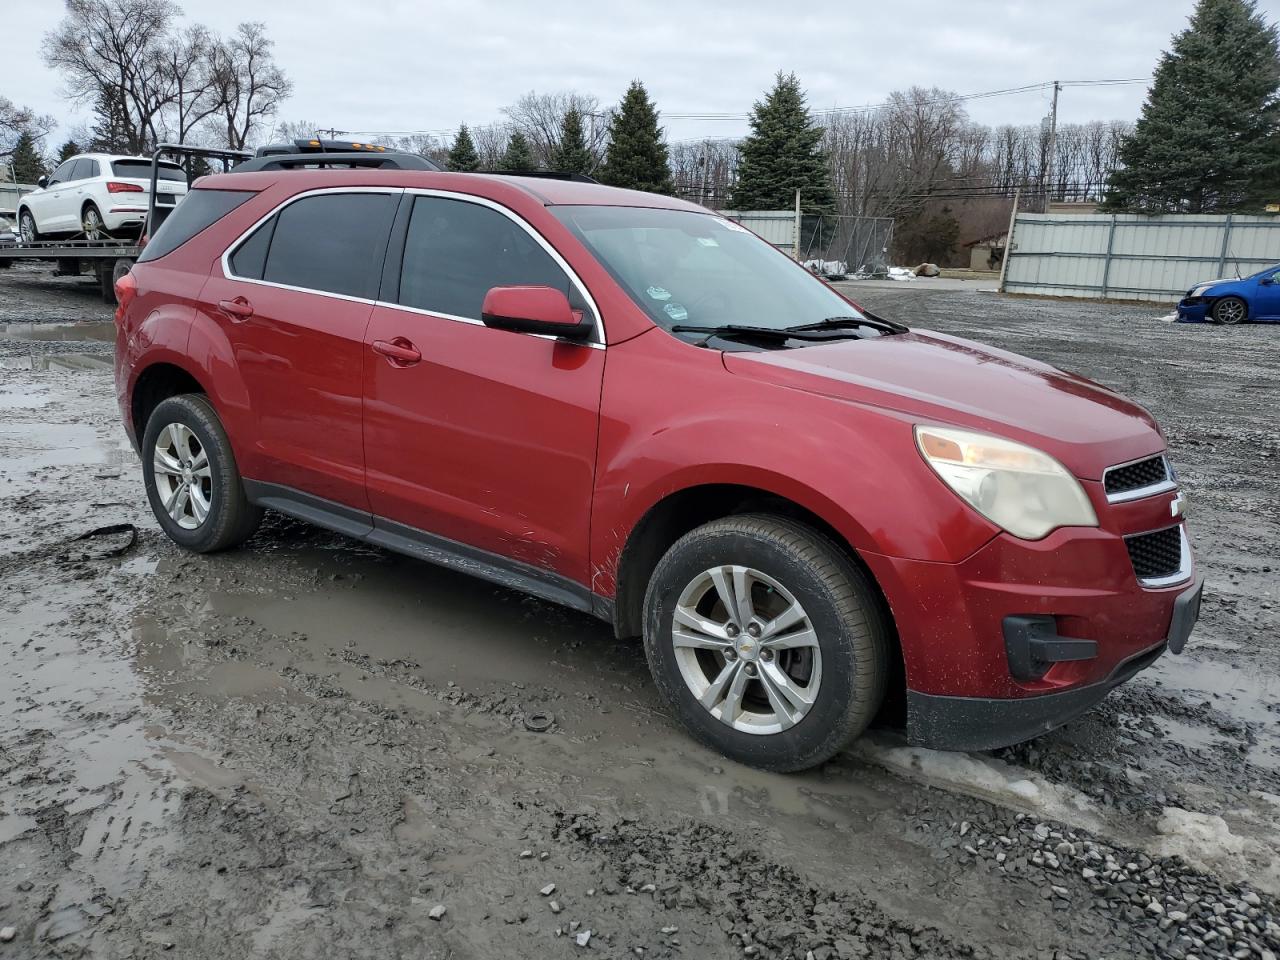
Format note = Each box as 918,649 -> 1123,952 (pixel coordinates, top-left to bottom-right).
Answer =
1261,277 -> 1276,286
36,176 -> 48,189
481,285 -> 593,340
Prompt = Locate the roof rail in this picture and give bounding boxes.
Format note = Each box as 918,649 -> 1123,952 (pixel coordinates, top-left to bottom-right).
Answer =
230,152 -> 443,173
482,170 -> 599,184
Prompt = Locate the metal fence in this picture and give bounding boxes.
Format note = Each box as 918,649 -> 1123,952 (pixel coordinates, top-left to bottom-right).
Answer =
1001,212 -> 1280,302
1,182 -> 35,219
719,211 -> 895,277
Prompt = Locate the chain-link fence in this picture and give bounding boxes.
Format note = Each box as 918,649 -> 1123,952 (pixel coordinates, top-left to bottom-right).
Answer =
799,215 -> 895,278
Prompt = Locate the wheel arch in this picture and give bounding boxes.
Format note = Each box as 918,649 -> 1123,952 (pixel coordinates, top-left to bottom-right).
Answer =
130,361 -> 211,446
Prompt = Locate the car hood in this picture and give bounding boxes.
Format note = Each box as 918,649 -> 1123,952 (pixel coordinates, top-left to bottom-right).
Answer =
1187,277 -> 1243,294
722,330 -> 1163,480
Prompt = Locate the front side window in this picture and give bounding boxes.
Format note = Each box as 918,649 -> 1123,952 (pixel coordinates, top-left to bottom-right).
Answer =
398,196 -> 571,319
48,159 -> 77,185
551,205 -> 869,335
260,192 -> 398,299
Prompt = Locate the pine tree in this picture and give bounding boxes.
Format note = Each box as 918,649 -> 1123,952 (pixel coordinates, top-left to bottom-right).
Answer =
599,81 -> 674,194
551,108 -> 592,175
9,131 -> 46,184
55,139 -> 81,165
500,130 -> 536,170
446,123 -> 481,172
731,73 -> 835,214
1102,0 -> 1280,213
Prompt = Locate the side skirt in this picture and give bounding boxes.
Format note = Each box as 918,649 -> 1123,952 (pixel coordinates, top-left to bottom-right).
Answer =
242,479 -> 609,620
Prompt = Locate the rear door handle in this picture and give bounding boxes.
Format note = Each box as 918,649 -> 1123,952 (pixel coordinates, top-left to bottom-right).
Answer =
372,337 -> 422,366
217,297 -> 254,320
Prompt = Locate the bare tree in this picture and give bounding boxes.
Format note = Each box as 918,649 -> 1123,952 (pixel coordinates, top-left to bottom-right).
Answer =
162,24 -> 221,145
470,123 -> 510,169
503,90 -> 610,168
0,97 -> 55,158
43,0 -> 182,153
207,22 -> 292,149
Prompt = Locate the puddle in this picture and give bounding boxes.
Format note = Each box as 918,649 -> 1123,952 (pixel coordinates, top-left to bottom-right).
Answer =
1,320 -> 116,342
0,352 -> 112,373
0,421 -> 125,471
1149,653 -> 1280,771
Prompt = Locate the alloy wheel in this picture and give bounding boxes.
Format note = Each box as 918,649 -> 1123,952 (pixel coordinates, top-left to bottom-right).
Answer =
671,564 -> 822,735
152,423 -> 213,530
19,212 -> 36,243
82,207 -> 105,240
1214,298 -> 1245,325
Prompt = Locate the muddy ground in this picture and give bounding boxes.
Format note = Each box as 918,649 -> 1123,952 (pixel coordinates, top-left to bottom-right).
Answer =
0,259 -> 1277,960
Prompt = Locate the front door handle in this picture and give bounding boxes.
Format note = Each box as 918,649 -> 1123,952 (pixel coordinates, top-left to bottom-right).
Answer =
372,337 -> 422,366
217,296 -> 254,320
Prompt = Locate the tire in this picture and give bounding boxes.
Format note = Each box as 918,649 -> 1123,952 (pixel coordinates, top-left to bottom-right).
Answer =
642,514 -> 889,772
1210,296 -> 1247,325
141,394 -> 262,553
112,257 -> 134,287
18,209 -> 39,243
81,202 -> 109,240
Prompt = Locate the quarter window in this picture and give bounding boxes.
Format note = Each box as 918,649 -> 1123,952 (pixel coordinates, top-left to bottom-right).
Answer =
397,196 -> 571,319
260,192 -> 398,299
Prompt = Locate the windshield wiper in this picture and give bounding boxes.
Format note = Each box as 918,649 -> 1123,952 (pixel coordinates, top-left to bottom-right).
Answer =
669,324 -> 865,347
786,314 -> 909,335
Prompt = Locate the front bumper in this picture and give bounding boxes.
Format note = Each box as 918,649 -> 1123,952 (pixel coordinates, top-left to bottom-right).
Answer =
1176,298 -> 1210,323
906,577 -> 1202,750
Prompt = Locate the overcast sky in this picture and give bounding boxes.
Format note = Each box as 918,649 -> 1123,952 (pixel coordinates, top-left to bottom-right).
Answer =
4,0 -> 1240,147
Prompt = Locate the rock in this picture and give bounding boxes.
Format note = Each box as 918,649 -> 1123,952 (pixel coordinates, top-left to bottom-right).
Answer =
1147,901 -> 1165,916
549,901 -> 562,914
519,850 -> 533,859
661,925 -> 678,934
1241,892 -> 1261,906
540,883 -> 556,896
0,928 -> 14,943
575,929 -> 592,947
428,904 -> 447,921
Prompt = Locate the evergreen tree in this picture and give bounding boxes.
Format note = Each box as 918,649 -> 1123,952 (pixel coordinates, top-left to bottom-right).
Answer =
551,108 -> 592,175
1102,0 -> 1280,213
446,123 -> 481,172
731,72 -> 835,214
500,130 -> 536,170
55,139 -> 81,165
599,81 -> 674,194
9,131 -> 46,183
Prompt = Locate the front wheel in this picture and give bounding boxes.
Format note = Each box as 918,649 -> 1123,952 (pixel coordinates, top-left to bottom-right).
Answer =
142,394 -> 262,553
642,515 -> 889,772
18,209 -> 39,243
1211,296 -> 1247,325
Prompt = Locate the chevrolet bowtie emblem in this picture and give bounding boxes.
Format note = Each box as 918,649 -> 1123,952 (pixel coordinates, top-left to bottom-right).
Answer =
1170,492 -> 1188,518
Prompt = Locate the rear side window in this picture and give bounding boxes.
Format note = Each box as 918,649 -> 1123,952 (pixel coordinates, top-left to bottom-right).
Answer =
74,159 -> 100,179
137,189 -> 255,262
398,196 -> 569,318
259,192 -> 398,299
112,159 -> 186,182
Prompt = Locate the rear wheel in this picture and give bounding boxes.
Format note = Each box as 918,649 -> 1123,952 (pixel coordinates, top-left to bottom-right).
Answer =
642,515 -> 889,772
18,209 -> 39,243
1211,296 -> 1247,325
81,202 -> 108,240
142,394 -> 262,553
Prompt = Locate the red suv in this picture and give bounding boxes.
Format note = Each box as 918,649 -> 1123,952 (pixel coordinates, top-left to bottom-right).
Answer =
114,156 -> 1202,771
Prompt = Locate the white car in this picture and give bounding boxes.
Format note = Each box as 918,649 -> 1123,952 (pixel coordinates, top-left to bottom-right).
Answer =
17,153 -> 189,242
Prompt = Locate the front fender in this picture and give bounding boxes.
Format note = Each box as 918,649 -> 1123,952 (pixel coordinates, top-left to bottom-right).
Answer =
589,335 -> 999,597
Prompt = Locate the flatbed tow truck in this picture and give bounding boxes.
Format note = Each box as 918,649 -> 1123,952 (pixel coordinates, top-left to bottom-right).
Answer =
0,144 -> 251,304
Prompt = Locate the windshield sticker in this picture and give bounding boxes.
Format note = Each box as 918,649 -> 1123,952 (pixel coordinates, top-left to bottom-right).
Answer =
663,303 -> 688,322
646,285 -> 672,301
716,218 -> 749,233
696,237 -> 719,247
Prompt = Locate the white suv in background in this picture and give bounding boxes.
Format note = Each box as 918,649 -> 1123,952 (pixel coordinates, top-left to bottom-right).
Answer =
17,153 -> 189,242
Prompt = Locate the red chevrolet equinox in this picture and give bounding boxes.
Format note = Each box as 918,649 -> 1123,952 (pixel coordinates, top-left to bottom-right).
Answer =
114,155 -> 1202,771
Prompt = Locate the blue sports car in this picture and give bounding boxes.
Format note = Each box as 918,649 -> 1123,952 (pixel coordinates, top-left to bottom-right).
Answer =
1176,263 -> 1280,324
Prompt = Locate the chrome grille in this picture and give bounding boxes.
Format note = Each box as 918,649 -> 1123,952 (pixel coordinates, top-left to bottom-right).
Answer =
1104,454 -> 1174,502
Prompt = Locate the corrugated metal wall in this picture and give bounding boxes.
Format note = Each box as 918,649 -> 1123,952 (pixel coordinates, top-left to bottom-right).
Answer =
719,210 -> 795,251
1002,213 -> 1280,302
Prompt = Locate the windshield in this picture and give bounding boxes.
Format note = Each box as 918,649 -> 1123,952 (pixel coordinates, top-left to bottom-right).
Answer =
550,205 -> 868,334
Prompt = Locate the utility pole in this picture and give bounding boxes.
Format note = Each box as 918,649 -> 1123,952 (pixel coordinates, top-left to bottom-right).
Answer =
1044,80 -> 1061,212
698,141 -> 710,206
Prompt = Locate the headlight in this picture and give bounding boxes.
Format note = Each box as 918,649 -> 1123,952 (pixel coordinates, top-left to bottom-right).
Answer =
1191,285 -> 1210,297
915,425 -> 1098,540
